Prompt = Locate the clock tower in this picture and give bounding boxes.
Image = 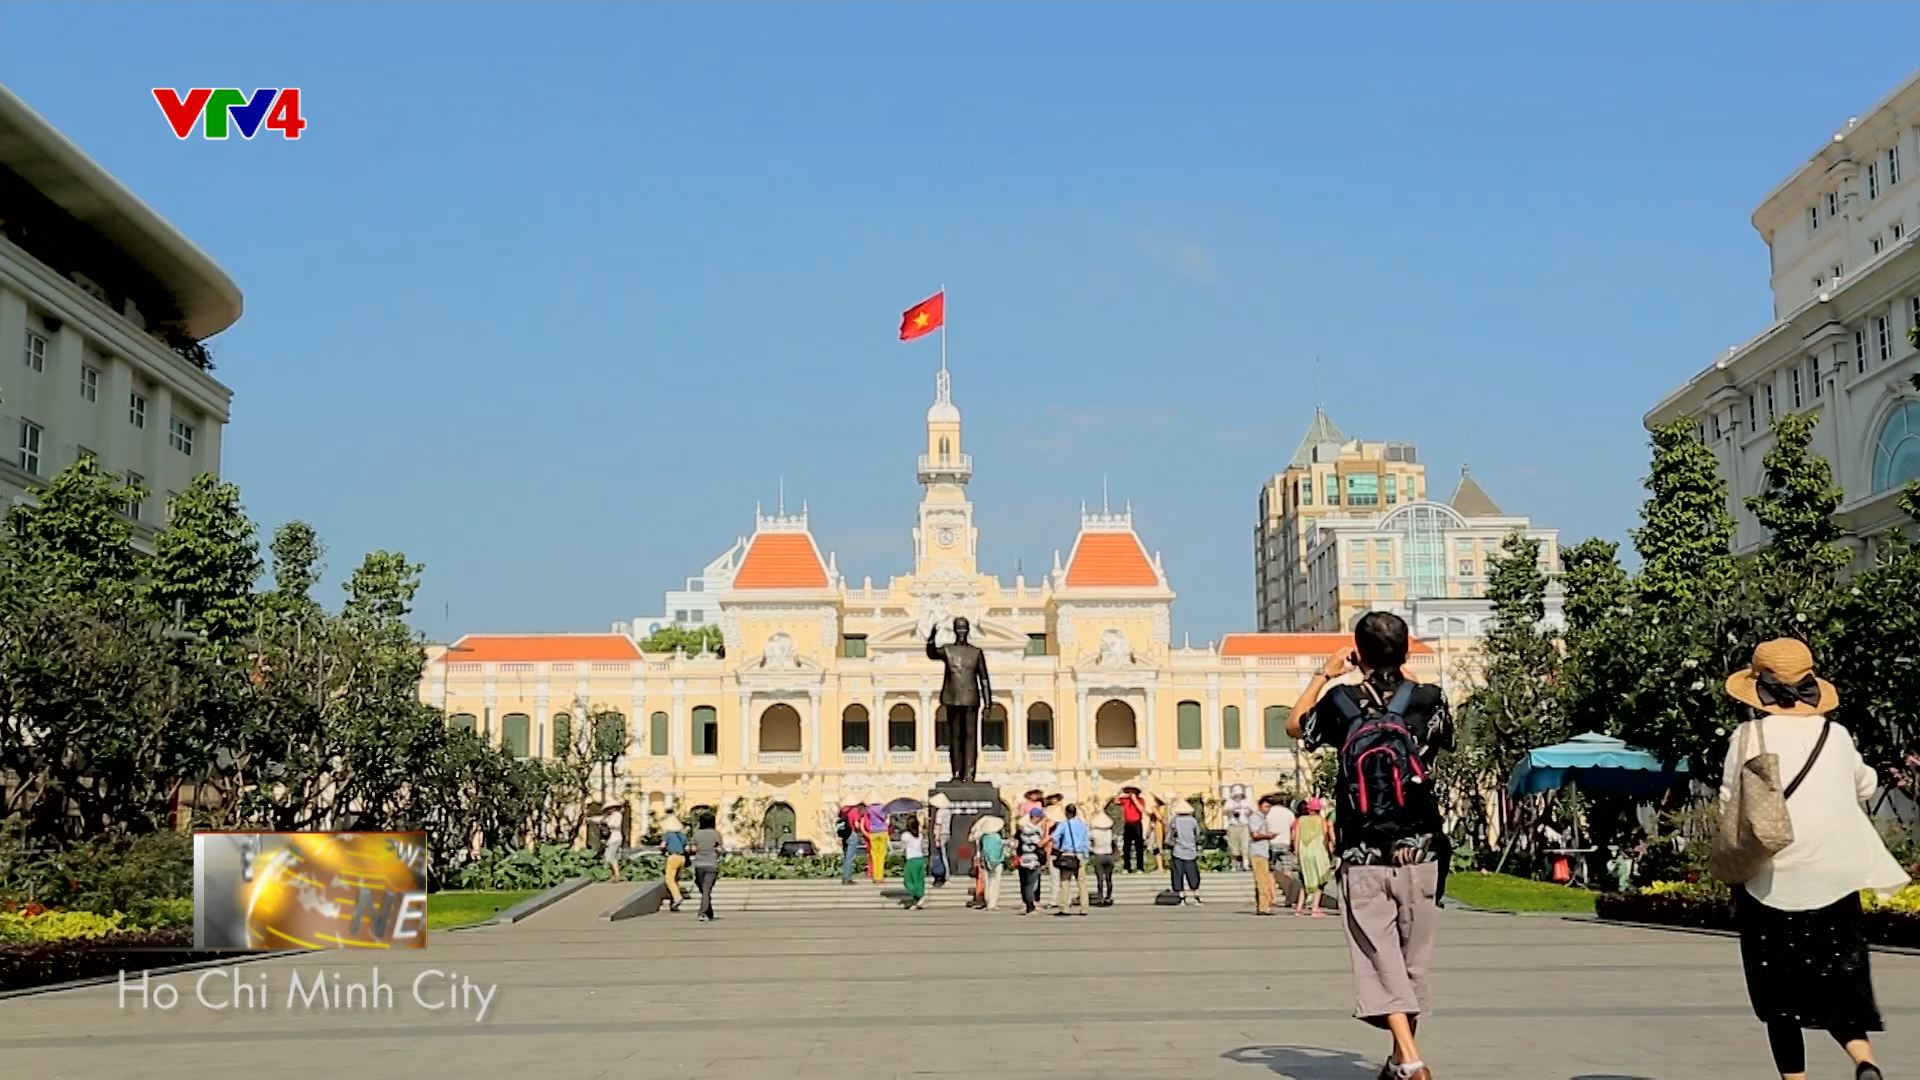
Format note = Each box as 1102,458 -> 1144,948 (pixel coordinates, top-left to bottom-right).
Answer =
913,364 -> 976,577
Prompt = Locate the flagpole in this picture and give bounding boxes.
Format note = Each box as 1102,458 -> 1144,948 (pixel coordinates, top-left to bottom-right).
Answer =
939,283 -> 947,374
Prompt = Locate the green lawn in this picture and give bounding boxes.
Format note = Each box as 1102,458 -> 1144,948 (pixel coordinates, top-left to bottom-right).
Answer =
1444,872 -> 1597,914
426,890 -> 540,931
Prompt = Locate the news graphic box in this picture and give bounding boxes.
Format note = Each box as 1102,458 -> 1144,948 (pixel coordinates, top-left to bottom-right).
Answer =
193,832 -> 429,951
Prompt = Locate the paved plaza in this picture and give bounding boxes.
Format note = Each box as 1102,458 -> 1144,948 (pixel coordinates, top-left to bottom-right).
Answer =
3,881 -> 1917,1080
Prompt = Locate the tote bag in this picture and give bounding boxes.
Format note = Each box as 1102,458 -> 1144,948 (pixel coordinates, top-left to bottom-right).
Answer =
1709,717 -> 1829,885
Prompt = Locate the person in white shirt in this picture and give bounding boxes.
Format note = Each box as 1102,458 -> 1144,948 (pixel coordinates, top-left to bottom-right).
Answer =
1247,794 -> 1280,914
1718,639 -> 1906,1080
1266,798 -> 1298,910
601,803 -> 626,882
1088,811 -> 1118,906
1223,785 -> 1256,871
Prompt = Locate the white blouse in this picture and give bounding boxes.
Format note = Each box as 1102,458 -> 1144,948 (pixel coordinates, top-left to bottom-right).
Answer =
901,834 -> 925,860
1719,714 -> 1909,911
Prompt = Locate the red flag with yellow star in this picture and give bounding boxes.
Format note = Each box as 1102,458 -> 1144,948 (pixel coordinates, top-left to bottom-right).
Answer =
899,292 -> 944,341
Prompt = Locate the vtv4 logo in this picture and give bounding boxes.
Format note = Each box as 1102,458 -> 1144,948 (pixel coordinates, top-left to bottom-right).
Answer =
153,89 -> 306,140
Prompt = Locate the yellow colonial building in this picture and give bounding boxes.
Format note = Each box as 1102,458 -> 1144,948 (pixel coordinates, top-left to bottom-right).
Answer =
423,368 -> 1436,848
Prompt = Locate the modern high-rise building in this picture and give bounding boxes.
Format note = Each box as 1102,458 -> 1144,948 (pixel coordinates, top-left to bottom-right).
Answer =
1646,70 -> 1920,553
0,85 -> 241,530
613,537 -> 749,641
1253,408 -> 1426,631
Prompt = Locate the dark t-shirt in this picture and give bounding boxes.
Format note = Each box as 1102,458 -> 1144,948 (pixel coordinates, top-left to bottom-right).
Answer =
1301,678 -> 1454,861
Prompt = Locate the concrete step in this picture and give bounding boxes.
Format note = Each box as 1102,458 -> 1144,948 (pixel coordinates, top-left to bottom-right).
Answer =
657,870 -> 1304,912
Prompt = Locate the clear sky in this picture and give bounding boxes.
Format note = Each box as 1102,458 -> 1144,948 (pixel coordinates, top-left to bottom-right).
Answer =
4,4 -> 1917,644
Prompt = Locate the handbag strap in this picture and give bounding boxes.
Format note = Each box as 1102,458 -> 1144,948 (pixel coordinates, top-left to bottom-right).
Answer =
1781,719 -> 1833,801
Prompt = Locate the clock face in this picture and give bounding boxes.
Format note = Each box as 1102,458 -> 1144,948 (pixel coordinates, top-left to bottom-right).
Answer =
937,527 -> 956,547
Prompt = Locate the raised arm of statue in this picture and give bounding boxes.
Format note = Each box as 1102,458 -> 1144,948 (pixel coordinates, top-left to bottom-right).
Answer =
925,635 -> 944,663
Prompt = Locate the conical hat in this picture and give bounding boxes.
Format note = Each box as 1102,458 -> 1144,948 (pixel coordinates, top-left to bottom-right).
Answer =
1043,803 -> 1067,824
659,815 -> 684,833
1090,811 -> 1113,829
969,815 -> 1004,839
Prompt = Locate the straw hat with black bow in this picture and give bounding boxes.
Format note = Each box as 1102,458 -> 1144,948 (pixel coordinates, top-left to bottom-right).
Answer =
1725,638 -> 1839,716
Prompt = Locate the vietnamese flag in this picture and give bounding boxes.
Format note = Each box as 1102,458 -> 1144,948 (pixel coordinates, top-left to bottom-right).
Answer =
899,292 -> 945,341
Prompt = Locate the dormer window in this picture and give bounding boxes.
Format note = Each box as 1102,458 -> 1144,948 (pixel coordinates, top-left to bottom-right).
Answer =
938,436 -> 950,463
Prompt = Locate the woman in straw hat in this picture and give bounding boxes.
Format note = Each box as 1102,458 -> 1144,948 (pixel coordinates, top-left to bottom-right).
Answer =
1720,639 -> 1906,1080
658,812 -> 689,913
969,814 -> 1006,910
1087,809 -> 1118,907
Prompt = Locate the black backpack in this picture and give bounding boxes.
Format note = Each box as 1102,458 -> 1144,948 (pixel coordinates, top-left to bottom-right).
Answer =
1328,681 -> 1431,834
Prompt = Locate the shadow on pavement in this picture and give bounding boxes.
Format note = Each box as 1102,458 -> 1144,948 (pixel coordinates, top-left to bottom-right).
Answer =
1221,1045 -> 1378,1078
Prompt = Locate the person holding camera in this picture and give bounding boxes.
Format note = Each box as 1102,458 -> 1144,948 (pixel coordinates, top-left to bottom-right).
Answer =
1289,611 -> 1453,1080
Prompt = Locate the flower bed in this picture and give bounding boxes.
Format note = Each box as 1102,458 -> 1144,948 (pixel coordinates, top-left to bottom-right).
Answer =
0,927 -> 236,994
1598,882 -> 1920,948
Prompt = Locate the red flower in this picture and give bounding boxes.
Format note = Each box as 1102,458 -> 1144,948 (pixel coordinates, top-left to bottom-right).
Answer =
1686,872 -> 1699,883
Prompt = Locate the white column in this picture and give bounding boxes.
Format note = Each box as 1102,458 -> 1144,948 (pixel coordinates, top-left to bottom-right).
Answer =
1244,675 -> 1260,754
149,382 -> 174,495
807,689 -> 821,767
918,690 -> 934,766
1011,689 -> 1026,766
1205,681 -> 1221,759
533,694 -> 549,759
871,690 -> 883,759
671,682 -> 686,767
1076,689 -> 1090,765
1143,686 -> 1157,759
738,690 -> 752,768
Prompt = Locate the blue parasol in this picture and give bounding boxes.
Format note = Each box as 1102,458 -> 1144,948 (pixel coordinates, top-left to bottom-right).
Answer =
881,797 -> 924,815
1506,732 -> 1692,798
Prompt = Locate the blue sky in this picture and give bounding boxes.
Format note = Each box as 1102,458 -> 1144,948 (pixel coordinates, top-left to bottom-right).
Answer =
5,4 -> 1918,644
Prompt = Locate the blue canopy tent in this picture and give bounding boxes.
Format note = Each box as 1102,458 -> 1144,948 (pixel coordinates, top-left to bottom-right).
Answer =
1506,732 -> 1692,797
1495,732 -> 1691,883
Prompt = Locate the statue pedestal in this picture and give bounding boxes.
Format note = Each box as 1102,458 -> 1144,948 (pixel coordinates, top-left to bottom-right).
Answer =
930,780 -> 1003,884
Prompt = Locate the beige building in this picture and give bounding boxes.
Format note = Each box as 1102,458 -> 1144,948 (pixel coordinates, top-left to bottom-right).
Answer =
1254,408 -> 1427,631
1297,468 -> 1565,697
1647,70 -> 1920,552
425,368 -> 1438,848
0,85 -> 239,529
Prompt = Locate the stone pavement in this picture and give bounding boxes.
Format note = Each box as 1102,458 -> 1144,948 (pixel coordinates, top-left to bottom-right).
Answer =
2,880 -> 1916,1080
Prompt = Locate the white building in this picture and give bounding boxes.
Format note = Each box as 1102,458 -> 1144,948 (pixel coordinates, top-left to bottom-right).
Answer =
1299,468 -> 1564,690
612,536 -> 748,640
0,84 -> 240,531
1646,70 -> 1920,553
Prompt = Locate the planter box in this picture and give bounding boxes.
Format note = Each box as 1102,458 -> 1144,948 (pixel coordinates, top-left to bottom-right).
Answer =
1597,892 -> 1920,949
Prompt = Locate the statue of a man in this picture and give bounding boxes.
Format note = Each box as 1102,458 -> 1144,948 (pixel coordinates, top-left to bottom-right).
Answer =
925,616 -> 991,782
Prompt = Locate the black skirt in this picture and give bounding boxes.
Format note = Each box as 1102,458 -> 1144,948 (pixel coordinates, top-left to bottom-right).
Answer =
1735,887 -> 1882,1033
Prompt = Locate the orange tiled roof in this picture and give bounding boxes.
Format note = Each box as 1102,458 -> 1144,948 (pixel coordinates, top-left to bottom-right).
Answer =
439,634 -> 642,663
733,532 -> 829,589
1064,532 -> 1159,588
1220,633 -> 1435,658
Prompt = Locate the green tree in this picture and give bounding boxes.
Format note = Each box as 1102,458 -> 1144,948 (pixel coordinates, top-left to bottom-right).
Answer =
1460,531 -> 1564,777
142,474 -> 263,643
1632,418 -> 1736,609
1743,411 -> 1851,635
1558,539 -> 1630,634
639,624 -> 723,655
1,458 -> 144,603
1819,480 -> 1920,777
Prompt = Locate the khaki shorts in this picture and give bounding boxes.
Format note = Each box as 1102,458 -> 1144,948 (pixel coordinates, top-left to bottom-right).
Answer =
1340,861 -> 1440,1021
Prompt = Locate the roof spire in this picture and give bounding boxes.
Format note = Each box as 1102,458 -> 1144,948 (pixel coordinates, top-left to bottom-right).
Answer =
1102,476 -> 1110,513
777,477 -> 785,516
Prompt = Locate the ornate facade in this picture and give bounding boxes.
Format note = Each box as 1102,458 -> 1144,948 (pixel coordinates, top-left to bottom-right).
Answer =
423,368 -> 1436,847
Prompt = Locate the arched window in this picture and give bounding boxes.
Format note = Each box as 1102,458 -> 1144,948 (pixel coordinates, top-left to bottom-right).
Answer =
1176,700 -> 1203,750
982,702 -> 1008,751
1263,705 -> 1292,749
841,704 -> 870,752
449,712 -> 477,735
888,703 -> 917,751
1873,401 -> 1920,493
1026,702 -> 1054,750
691,705 -> 719,756
1094,700 -> 1137,748
551,712 -> 572,755
759,703 -> 803,754
502,713 -> 530,758
649,711 -> 669,756
1222,705 -> 1241,750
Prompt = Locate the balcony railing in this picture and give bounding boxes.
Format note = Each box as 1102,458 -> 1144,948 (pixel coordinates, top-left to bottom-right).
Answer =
916,453 -> 973,483
757,752 -> 803,767
1096,747 -> 1140,761
1026,749 -> 1054,763
889,751 -> 917,766
842,751 -> 870,766
982,750 -> 1008,764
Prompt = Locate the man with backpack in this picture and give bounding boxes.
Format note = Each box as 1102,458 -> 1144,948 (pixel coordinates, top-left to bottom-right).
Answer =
1288,611 -> 1454,1080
